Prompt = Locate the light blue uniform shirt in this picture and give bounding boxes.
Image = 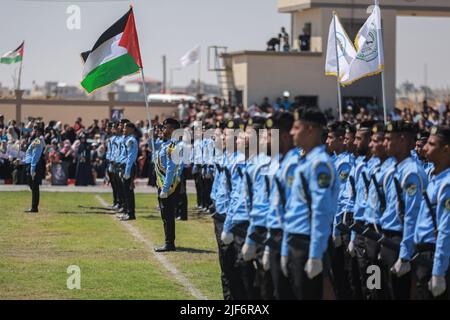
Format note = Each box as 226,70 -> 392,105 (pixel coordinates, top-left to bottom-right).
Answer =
124,135 -> 138,177
214,151 -> 235,215
266,148 -> 301,231
282,145 -> 339,259
381,157 -> 428,260
333,151 -> 355,236
414,168 -> 450,276
364,157 -> 396,226
224,152 -> 247,233
116,135 -> 127,164
23,136 -> 45,175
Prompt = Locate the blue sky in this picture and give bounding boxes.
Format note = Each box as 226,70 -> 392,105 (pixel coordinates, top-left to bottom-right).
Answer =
1,0 -> 450,90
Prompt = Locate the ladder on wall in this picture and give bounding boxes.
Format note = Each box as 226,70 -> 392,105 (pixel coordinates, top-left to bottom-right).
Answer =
207,46 -> 236,105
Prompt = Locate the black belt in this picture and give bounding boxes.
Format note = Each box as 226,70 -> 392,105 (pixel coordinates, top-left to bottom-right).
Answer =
287,234 -> 310,251
335,212 -> 353,234
415,243 -> 435,253
382,230 -> 403,238
248,226 -> 267,245
350,220 -> 366,235
265,228 -> 283,251
211,212 -> 226,223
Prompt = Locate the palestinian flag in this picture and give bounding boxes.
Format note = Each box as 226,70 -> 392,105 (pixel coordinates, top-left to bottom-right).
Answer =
81,8 -> 143,93
0,42 -> 24,64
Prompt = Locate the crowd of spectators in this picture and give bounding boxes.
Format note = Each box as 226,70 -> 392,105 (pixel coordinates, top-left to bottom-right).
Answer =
1,95 -> 448,185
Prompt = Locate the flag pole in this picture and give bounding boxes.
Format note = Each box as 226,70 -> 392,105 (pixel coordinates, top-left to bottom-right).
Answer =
17,41 -> 24,91
375,0 -> 387,123
332,12 -> 343,121
197,47 -> 201,96
140,67 -> 156,161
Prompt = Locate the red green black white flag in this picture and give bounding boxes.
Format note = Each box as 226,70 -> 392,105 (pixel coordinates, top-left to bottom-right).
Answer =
0,41 -> 24,64
81,8 -> 143,93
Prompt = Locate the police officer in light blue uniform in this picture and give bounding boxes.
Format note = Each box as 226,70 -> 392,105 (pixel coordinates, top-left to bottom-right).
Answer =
154,118 -> 182,252
23,125 -> 45,213
106,122 -> 120,209
360,123 -> 396,299
381,121 -> 428,300
115,119 -> 129,216
261,112 -> 297,300
202,127 -> 216,212
281,108 -> 338,300
213,119 -> 244,300
414,126 -> 450,300
241,116 -> 276,299
192,123 -> 204,210
415,130 -> 435,179
325,121 -> 354,300
119,122 -> 138,221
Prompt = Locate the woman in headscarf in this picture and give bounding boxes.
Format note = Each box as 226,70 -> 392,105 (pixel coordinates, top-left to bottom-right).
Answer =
75,134 -> 94,186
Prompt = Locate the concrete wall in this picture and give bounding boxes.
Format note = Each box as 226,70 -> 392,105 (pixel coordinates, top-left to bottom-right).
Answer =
279,0 -> 450,15
0,96 -> 177,125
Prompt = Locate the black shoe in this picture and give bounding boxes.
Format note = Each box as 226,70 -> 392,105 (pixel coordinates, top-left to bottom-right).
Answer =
24,208 -> 38,213
154,244 -> 176,252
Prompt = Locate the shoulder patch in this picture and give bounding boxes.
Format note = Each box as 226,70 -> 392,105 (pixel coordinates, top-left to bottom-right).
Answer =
445,198 -> 450,211
287,175 -> 294,187
406,183 -> 418,196
127,139 -> 134,147
318,172 -> 331,188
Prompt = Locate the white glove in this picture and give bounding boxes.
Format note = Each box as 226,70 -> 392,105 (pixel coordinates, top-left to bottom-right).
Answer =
159,191 -> 168,199
242,243 -> 257,261
123,174 -> 130,180
305,258 -> 323,279
333,235 -> 342,248
262,247 -> 270,271
428,275 -> 447,297
391,259 -> 411,277
31,172 -> 36,180
108,164 -> 113,173
281,255 -> 289,278
221,231 -> 234,245
347,240 -> 356,257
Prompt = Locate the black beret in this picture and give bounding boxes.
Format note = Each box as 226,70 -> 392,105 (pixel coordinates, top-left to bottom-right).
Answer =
226,118 -> 244,130
215,120 -> 226,130
271,112 -> 294,132
357,120 -> 377,131
385,121 -> 418,134
430,126 -> 450,145
417,130 -> 430,141
125,122 -> 136,129
163,118 -> 181,129
120,118 -> 130,124
344,123 -> 356,134
294,107 -> 327,127
327,121 -> 346,136
247,116 -> 267,129
371,122 -> 385,134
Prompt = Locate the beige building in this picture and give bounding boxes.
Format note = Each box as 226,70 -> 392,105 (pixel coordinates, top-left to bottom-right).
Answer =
220,0 -> 450,114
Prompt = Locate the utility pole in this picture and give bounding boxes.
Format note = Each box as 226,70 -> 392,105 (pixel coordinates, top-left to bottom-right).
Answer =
162,55 -> 167,93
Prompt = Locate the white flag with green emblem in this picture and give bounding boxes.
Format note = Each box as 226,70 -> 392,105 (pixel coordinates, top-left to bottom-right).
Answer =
0,42 -> 24,64
325,13 -> 356,81
340,4 -> 384,86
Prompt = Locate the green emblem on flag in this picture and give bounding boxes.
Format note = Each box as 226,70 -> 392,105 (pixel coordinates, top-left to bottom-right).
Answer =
356,23 -> 378,63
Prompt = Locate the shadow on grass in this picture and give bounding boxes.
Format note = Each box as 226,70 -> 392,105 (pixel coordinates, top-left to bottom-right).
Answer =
175,247 -> 215,254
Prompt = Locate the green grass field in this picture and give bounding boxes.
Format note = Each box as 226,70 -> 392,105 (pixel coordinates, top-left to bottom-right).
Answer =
0,191 -> 223,300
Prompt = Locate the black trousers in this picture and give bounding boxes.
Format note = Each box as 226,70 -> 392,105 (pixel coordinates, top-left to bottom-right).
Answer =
328,235 -> 353,300
232,222 -> 260,300
268,229 -> 296,300
158,185 -> 180,245
252,227 -> 275,300
414,244 -> 450,300
114,165 -> 125,209
287,234 -> 323,300
26,165 -> 41,210
202,176 -> 213,209
364,225 -> 386,300
380,232 -> 411,300
354,233 -> 371,299
108,163 -> 119,206
122,165 -> 136,218
194,168 -> 203,207
176,171 -> 188,220
213,215 -> 244,300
